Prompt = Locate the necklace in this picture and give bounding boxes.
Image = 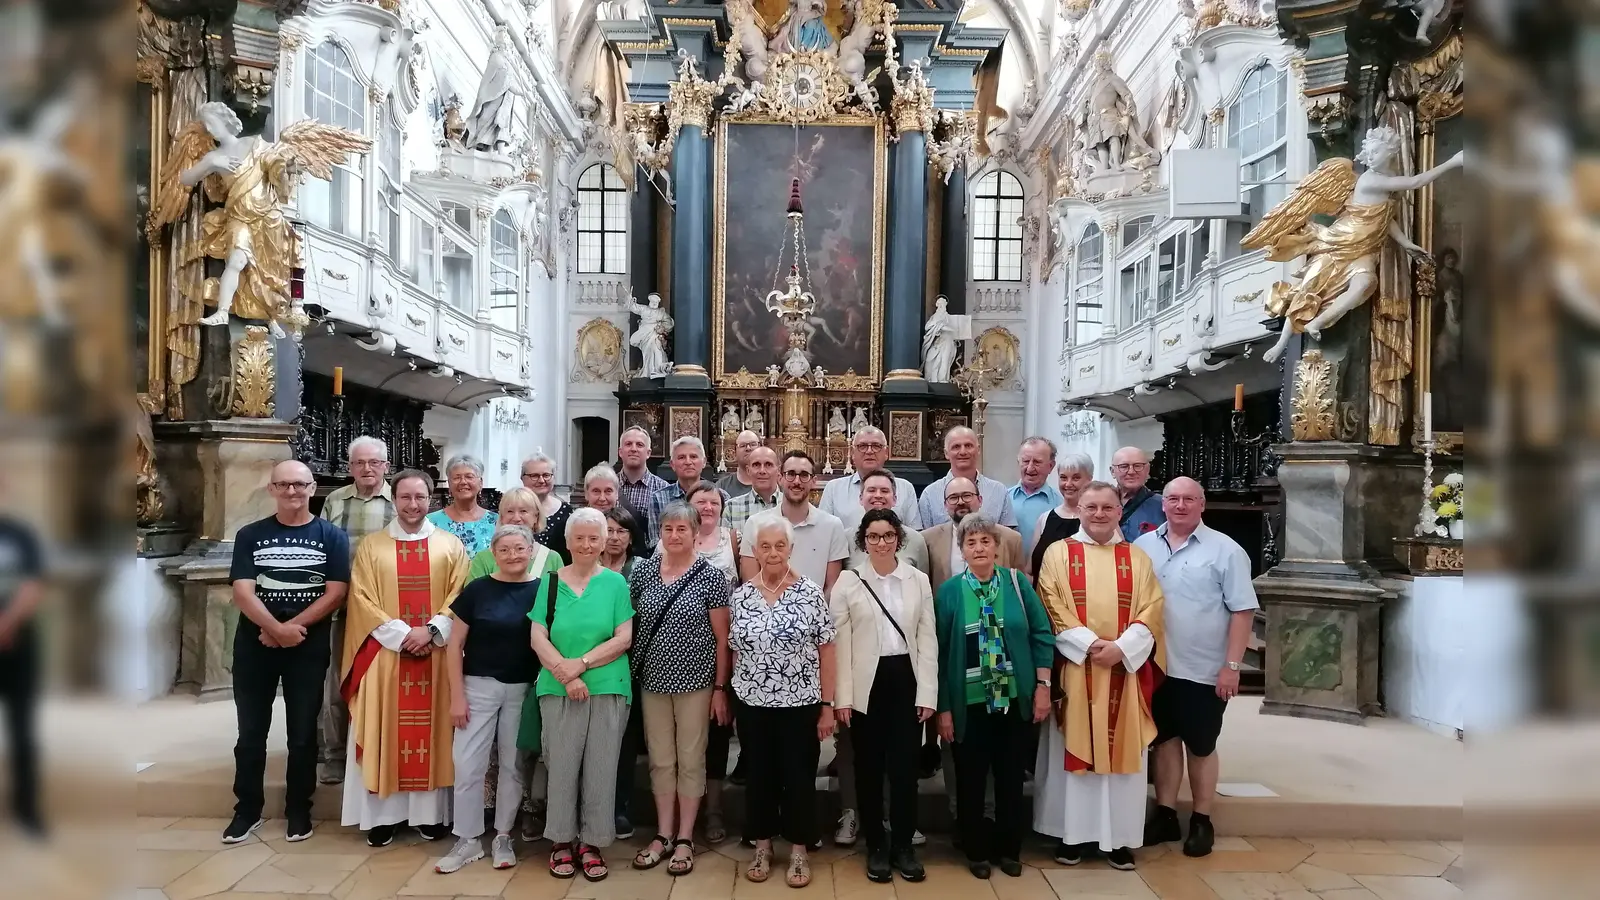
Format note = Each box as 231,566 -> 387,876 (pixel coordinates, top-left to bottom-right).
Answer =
759,566 -> 791,597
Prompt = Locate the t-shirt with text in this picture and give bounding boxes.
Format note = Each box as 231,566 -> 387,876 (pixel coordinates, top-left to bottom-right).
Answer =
228,515 -> 351,642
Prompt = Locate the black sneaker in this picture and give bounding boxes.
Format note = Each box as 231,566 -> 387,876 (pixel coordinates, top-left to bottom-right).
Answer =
366,823 -> 398,847
285,811 -> 314,843
1107,847 -> 1136,870
615,815 -> 635,839
1052,841 -> 1083,866
967,859 -> 992,879
417,822 -> 451,841
891,847 -> 925,882
1183,814 -> 1215,858
221,814 -> 264,844
1143,804 -> 1181,845
994,857 -> 1023,878
865,847 -> 893,883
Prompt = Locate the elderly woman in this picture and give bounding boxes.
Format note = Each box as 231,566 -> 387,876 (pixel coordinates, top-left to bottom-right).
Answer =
436,525 -> 543,875
829,509 -> 936,884
628,501 -> 732,875
429,455 -> 499,556
469,487 -> 561,580
933,513 -> 1054,880
731,516 -> 837,889
1029,452 -> 1094,579
585,464 -> 647,555
522,453 -> 573,563
600,507 -> 640,578
530,508 -> 635,882
664,483 -> 738,584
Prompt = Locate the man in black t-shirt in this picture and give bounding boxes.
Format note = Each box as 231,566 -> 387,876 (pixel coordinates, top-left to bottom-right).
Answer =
223,460 -> 351,845
0,515 -> 45,836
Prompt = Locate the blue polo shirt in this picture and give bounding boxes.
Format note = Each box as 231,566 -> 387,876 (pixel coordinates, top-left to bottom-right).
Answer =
1119,486 -> 1165,542
1007,481 -> 1062,557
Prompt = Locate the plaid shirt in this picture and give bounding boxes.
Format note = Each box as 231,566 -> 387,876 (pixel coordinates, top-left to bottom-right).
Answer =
618,465 -> 669,517
320,482 -> 396,547
646,480 -> 731,548
723,488 -> 780,533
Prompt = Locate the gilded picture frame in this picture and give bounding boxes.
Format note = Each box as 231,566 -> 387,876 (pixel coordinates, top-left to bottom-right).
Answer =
712,116 -> 887,389
1409,35 -> 1464,454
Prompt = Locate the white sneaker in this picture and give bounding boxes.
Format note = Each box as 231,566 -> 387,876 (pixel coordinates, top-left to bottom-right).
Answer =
833,809 -> 859,847
491,834 -> 517,869
434,836 -> 485,874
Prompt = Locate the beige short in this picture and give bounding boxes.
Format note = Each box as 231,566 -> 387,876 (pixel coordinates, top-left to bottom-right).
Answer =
640,688 -> 713,798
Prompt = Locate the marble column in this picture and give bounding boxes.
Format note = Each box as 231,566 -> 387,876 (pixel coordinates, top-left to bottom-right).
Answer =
885,127 -> 928,378
669,122 -> 710,378
940,163 -> 969,314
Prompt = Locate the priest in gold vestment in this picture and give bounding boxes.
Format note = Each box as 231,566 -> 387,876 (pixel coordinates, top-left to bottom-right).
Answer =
340,469 -> 472,845
1032,481 -> 1165,869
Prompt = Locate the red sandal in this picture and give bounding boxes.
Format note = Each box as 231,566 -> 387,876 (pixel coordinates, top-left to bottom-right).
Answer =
578,843 -> 609,882
548,842 -> 576,879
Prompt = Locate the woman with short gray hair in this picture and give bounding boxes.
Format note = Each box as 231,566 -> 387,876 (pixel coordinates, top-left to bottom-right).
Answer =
521,453 -> 573,564
428,454 -> 499,555
1029,452 -> 1096,579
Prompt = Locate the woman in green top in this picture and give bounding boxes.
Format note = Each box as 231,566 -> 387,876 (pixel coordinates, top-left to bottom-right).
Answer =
931,513 -> 1054,880
529,507 -> 635,883
468,488 -> 563,580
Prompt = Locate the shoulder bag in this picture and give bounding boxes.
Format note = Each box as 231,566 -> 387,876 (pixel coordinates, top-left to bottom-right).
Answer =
516,572 -> 562,754
853,570 -> 910,648
631,557 -> 707,681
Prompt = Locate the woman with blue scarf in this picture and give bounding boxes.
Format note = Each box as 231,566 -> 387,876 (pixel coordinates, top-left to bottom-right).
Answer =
932,513 -> 1054,880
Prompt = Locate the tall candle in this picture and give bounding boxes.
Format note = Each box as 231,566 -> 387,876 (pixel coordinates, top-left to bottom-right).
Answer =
1422,392 -> 1432,442
1234,383 -> 1245,411
333,366 -> 344,396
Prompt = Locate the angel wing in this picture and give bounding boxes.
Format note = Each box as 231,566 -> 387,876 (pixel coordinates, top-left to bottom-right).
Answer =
1240,157 -> 1357,255
274,119 -> 373,181
147,120 -> 214,233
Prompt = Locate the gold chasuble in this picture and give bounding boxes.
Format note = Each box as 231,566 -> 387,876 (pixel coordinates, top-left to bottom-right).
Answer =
341,523 -> 470,798
1036,538 -> 1166,776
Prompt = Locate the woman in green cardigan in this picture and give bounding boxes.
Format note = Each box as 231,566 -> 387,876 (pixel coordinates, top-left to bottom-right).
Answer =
932,513 -> 1055,880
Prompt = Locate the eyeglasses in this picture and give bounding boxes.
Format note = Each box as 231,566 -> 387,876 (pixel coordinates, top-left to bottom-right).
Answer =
864,532 -> 898,544
272,481 -> 315,491
946,492 -> 979,503
854,442 -> 886,452
783,470 -> 815,480
522,472 -> 554,480
350,460 -> 386,469
1112,463 -> 1149,472
737,441 -> 762,450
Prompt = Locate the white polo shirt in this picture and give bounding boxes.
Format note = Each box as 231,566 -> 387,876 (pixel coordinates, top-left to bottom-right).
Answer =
740,503 -> 850,588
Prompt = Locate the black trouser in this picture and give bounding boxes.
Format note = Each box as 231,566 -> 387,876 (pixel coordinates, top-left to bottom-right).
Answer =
852,655 -> 919,852
705,695 -> 739,781
0,626 -> 39,828
739,703 -> 821,846
231,626 -> 329,821
952,703 -> 1030,862
614,679 -> 643,818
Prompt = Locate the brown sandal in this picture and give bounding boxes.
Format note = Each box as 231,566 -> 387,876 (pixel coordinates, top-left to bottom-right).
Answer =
746,846 -> 772,882
548,842 -> 576,879
633,834 -> 668,870
667,839 -> 695,876
786,852 -> 811,888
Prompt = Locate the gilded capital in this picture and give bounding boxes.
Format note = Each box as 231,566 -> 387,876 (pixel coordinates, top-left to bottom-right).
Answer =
889,62 -> 935,138
666,52 -> 720,135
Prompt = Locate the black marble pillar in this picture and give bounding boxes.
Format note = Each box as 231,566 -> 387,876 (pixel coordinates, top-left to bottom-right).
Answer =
630,171 -> 657,298
885,129 -> 928,377
670,123 -> 711,377
940,164 -> 969,314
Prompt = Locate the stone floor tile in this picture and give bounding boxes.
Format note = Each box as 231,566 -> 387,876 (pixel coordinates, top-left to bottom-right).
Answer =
330,848 -> 432,900
163,843 -> 275,900
565,862 -> 676,900
1344,841 -> 1401,855
895,864 -> 997,899
498,864 -> 575,900
170,816 -> 240,832
1136,868 -> 1223,900
1041,867 -> 1158,898
262,831 -> 385,856
827,862 -> 898,900
134,890 -> 171,900
190,894 -> 335,900
1287,864 -> 1360,893
1301,841 -> 1352,854
732,855 -> 838,899
665,846 -> 739,900
135,849 -> 213,889
1239,840 -> 1313,858
1440,864 -> 1462,887
1300,855 -> 1446,878
1210,838 -> 1257,854
1381,843 -> 1457,865
1436,843 -> 1461,857
138,817 -> 181,832
395,852 -> 516,897
140,826 -> 253,851
1317,890 -> 1382,900
1150,851 -> 1309,874
990,863 -> 1054,900
1199,872 -> 1318,900
1350,875 -> 1463,900
231,852 -> 369,893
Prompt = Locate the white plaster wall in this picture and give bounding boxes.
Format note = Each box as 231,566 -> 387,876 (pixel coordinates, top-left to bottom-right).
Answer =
116,557 -> 181,703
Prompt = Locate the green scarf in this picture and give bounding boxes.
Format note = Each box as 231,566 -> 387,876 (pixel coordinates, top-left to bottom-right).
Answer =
962,571 -> 1013,712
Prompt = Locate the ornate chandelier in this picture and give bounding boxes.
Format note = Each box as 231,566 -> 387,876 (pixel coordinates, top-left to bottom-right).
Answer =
765,177 -> 823,382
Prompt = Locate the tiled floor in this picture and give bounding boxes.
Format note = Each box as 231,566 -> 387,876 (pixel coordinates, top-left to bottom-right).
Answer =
129,817 -> 1464,900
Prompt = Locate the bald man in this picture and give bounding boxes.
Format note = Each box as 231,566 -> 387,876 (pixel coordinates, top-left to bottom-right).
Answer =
1133,477 -> 1257,858
222,460 -> 352,844
1111,447 -> 1164,541
716,430 -> 764,499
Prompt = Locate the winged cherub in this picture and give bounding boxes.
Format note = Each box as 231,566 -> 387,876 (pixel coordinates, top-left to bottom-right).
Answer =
1245,125 -> 1463,363
148,102 -> 372,338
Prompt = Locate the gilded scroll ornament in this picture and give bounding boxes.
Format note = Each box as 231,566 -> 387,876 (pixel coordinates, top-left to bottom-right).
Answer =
1290,349 -> 1338,441
571,317 -> 626,383
1245,126 -> 1463,364
134,392 -> 164,525
147,102 -> 371,340
231,325 -> 276,418
975,326 -> 1023,390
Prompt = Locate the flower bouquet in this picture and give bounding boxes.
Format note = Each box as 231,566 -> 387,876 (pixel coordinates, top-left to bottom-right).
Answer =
1429,472 -> 1464,539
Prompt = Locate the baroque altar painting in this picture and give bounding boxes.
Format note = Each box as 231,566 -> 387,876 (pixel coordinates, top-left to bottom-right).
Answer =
714,120 -> 886,384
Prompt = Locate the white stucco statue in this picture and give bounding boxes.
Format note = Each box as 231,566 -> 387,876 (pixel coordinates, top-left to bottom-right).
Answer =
628,292 -> 675,378
1076,50 -> 1161,173
463,28 -> 521,151
921,295 -> 959,383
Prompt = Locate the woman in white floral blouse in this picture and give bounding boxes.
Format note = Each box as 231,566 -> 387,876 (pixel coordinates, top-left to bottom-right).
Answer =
729,516 -> 837,889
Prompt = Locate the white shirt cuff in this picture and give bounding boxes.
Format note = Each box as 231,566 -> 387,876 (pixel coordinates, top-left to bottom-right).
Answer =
372,619 -> 411,652
429,614 -> 452,645
1055,626 -> 1099,664
1115,624 -> 1155,671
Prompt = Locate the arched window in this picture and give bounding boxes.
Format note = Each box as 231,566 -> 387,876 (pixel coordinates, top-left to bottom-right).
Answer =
1074,224 -> 1104,343
1229,64 -> 1288,227
971,171 -> 1025,282
300,41 -> 366,236
490,210 -> 520,309
576,164 -> 627,274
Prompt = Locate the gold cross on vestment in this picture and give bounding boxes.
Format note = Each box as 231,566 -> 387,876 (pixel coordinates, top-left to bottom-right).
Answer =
416,543 -> 429,561
1070,557 -> 1084,578
401,675 -> 416,695
398,544 -> 412,562
415,741 -> 429,764
401,741 -> 413,763
1117,558 -> 1131,579
416,677 -> 430,696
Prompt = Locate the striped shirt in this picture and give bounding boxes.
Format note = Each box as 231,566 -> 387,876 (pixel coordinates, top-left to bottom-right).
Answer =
320,482 -> 396,546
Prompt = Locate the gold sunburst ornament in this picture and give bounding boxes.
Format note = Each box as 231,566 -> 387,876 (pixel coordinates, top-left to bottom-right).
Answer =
756,51 -> 853,124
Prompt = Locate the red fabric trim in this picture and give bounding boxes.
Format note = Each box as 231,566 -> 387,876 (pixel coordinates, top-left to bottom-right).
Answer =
340,635 -> 380,766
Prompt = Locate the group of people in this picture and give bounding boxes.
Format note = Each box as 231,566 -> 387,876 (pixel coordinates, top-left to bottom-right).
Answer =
221,423 -> 1258,888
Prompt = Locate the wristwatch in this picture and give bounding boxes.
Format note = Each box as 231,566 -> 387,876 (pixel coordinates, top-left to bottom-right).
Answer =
820,700 -> 834,708
427,624 -> 441,639
1225,661 -> 1242,671
580,656 -> 592,669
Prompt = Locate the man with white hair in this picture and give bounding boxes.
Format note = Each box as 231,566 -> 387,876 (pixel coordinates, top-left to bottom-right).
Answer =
1008,437 -> 1063,559
716,430 -> 764,498
1111,446 -> 1165,541
917,427 -> 1018,529
819,427 -> 923,528
646,435 -> 729,548
317,436 -> 396,784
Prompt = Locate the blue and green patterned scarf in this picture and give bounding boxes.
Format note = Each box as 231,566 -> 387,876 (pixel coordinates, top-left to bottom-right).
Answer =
962,571 -> 1013,712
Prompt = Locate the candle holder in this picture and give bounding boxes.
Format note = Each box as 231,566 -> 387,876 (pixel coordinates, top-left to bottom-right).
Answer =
1415,438 -> 1439,537
1228,407 -> 1279,491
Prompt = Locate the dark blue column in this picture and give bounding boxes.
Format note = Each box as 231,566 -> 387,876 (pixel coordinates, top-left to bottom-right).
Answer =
940,163 -> 968,314
670,122 -> 711,376
884,128 -> 928,377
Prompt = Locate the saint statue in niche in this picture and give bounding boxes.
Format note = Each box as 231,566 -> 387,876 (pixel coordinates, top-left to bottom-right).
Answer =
769,0 -> 834,53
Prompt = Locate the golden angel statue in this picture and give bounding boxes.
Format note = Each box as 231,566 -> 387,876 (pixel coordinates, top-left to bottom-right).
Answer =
148,101 -> 372,338
1245,125 -> 1463,363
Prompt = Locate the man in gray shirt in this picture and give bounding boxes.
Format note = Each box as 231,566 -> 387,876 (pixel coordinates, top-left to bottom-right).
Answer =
1133,477 -> 1257,859
916,426 -> 1017,528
